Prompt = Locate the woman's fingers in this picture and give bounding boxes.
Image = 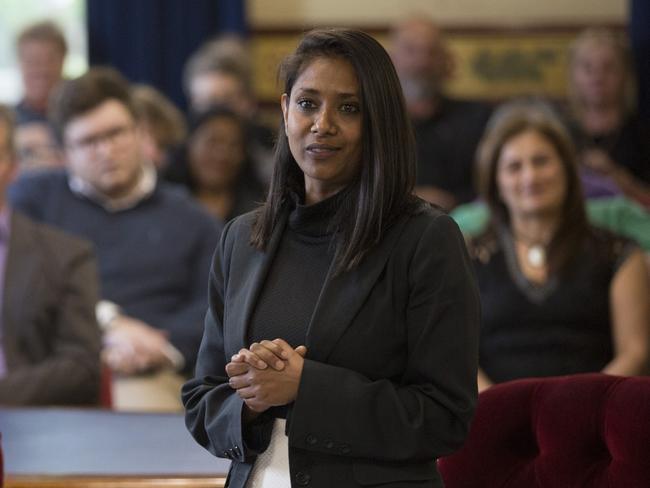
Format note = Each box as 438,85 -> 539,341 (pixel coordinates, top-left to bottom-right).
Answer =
235,384 -> 258,400
251,341 -> 287,370
232,348 -> 267,369
228,341 -> 307,374
272,339 -> 295,359
225,361 -> 248,378
228,372 -> 251,391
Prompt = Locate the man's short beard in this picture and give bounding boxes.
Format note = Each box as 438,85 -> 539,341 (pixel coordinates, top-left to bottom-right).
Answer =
398,75 -> 444,105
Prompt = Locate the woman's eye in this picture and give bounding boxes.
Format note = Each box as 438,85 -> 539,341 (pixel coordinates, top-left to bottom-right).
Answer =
341,103 -> 360,113
532,154 -> 550,167
297,99 -> 316,110
504,161 -> 521,173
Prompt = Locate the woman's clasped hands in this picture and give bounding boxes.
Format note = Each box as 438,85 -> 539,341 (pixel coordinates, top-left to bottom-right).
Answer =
226,339 -> 307,415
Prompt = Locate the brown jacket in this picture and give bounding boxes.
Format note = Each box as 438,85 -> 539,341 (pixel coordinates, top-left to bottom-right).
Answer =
0,212 -> 101,405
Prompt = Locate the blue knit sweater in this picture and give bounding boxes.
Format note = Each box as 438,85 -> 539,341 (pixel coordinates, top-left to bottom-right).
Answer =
9,170 -> 222,372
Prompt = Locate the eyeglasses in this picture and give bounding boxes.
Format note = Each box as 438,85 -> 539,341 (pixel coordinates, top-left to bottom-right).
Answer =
66,124 -> 134,153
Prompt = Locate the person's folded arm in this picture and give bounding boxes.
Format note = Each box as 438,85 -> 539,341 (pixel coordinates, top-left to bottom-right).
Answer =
182,219 -> 274,463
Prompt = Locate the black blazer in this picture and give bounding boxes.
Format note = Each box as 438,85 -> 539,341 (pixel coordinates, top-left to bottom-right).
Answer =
183,202 -> 480,488
0,212 -> 101,405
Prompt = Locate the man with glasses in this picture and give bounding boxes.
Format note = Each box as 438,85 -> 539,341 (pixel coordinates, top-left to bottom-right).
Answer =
9,68 -> 221,411
0,104 -> 101,406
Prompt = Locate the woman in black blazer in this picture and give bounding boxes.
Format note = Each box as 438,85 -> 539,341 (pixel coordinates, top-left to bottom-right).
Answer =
183,29 -> 480,488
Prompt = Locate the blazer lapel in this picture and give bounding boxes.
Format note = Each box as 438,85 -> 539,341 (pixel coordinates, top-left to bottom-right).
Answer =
305,215 -> 410,363
3,213 -> 40,367
224,210 -> 289,355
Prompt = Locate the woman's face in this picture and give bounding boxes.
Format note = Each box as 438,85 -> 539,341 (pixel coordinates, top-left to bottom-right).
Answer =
189,117 -> 245,191
571,40 -> 626,108
281,56 -> 362,204
496,129 -> 567,219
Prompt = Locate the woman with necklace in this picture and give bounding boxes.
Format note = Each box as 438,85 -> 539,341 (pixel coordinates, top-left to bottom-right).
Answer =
470,100 -> 650,392
183,29 -> 480,487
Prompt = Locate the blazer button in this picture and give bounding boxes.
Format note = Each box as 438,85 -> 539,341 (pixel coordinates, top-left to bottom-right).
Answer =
295,471 -> 311,486
340,444 -> 351,454
305,434 -> 318,446
324,439 -> 334,449
233,445 -> 242,457
223,450 -> 232,459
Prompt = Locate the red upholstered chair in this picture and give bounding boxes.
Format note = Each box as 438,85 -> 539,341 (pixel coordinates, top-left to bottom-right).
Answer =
99,365 -> 113,408
438,374 -> 650,487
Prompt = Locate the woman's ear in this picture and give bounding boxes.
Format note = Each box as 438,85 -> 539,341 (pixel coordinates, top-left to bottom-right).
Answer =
281,93 -> 289,130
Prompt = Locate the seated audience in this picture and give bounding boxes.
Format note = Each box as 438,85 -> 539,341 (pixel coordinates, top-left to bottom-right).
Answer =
164,106 -> 265,221
565,28 -> 650,207
9,68 -> 221,411
131,84 -> 187,170
469,100 -> 650,391
183,37 -> 275,183
14,21 -> 67,125
14,121 -> 64,171
390,16 -> 492,209
0,104 -> 101,406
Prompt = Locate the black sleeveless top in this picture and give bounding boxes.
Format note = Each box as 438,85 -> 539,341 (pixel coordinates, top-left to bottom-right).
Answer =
470,226 -> 634,383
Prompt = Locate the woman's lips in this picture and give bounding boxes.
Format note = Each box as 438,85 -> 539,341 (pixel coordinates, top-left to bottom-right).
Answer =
306,143 -> 340,158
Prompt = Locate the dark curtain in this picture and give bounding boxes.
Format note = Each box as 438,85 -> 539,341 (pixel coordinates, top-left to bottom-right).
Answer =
87,0 -> 247,112
629,0 -> 650,123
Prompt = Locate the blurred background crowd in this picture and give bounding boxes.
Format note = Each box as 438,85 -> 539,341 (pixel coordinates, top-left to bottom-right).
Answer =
0,0 -> 648,412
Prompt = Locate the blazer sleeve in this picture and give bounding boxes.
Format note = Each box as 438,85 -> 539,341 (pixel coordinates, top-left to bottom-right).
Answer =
0,237 -> 102,405
182,219 -> 273,463
288,214 -> 480,461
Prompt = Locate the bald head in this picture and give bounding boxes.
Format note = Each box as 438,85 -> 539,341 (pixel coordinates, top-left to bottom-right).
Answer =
390,17 -> 453,117
390,17 -> 451,81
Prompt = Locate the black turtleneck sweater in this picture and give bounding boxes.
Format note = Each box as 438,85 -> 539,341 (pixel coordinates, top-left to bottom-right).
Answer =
247,192 -> 341,348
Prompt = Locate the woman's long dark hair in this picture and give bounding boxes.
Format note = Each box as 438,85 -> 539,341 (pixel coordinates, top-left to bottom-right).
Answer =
250,28 -> 417,273
476,99 -> 590,276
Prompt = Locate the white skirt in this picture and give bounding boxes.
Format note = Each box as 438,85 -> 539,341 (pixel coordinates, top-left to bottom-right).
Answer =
245,419 -> 291,488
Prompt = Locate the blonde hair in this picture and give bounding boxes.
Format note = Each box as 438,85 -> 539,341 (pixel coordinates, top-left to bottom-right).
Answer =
16,20 -> 67,56
568,28 -> 636,116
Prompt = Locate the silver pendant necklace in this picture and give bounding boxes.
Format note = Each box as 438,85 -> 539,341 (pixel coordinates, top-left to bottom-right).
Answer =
513,229 -> 549,269
526,244 -> 546,268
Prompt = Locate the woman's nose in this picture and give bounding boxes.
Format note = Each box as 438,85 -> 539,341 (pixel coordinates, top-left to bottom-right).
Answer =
520,162 -> 540,183
311,107 -> 337,135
